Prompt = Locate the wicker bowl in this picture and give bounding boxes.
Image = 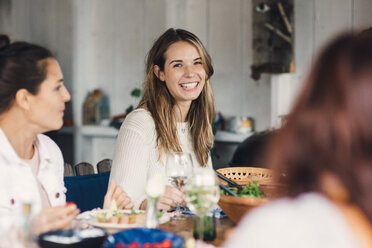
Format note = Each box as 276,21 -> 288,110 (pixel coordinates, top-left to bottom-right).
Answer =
217,167 -> 277,186
217,167 -> 286,223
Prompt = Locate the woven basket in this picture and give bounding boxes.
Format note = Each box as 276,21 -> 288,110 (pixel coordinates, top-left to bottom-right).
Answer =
217,167 -> 277,186
217,167 -> 285,223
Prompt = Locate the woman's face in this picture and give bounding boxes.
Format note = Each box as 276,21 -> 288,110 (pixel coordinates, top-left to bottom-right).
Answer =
27,58 -> 71,132
158,41 -> 206,106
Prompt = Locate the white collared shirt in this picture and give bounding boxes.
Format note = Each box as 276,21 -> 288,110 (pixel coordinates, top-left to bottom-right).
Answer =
0,128 -> 66,221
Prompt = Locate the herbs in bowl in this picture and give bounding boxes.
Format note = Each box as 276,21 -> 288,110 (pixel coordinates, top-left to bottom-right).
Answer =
220,182 -> 265,198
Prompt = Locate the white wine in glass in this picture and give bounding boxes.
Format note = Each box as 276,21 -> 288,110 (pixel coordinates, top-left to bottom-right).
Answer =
165,152 -> 193,219
185,168 -> 220,241
169,175 -> 188,189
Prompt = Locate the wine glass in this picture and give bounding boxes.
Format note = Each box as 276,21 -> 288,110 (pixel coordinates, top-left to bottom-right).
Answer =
165,152 -> 193,219
185,168 -> 220,241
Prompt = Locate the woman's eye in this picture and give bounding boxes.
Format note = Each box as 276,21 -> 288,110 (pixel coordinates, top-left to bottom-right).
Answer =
194,61 -> 202,65
55,85 -> 62,91
173,63 -> 182,68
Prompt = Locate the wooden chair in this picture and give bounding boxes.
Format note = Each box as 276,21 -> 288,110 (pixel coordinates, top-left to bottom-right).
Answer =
75,162 -> 95,176
97,158 -> 112,173
64,163 -> 75,177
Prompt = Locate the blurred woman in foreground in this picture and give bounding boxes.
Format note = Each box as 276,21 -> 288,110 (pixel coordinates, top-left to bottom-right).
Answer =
223,32 -> 372,248
0,35 -> 132,237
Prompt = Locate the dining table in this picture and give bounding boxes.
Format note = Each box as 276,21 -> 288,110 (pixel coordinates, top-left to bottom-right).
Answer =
34,214 -> 235,248
159,216 -> 235,247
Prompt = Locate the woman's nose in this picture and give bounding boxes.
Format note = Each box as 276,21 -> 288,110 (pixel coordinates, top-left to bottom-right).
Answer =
184,65 -> 194,77
63,86 -> 71,102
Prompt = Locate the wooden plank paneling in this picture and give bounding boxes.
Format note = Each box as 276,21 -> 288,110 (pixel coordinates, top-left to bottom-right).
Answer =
314,0 -> 353,53
353,0 -> 372,29
208,0 -> 244,117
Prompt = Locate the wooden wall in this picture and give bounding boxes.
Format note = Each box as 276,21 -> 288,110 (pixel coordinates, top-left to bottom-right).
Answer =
1,0 -> 372,164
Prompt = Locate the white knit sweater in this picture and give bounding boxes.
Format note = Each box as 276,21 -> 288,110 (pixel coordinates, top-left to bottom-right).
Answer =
109,108 -> 212,209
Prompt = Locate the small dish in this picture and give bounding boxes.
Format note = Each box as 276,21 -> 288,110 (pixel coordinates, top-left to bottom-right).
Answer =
38,228 -> 106,248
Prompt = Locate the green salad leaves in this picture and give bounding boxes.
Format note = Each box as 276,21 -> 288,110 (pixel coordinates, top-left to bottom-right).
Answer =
221,182 -> 265,198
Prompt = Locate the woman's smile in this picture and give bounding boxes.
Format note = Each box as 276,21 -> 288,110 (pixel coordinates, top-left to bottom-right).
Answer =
158,41 -> 207,106
179,81 -> 199,90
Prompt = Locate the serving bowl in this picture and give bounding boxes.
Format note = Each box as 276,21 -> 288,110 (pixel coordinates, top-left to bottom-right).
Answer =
38,228 -> 106,248
217,167 -> 286,223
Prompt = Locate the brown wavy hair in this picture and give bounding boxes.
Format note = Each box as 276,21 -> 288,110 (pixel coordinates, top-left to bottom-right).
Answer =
266,31 -> 372,221
139,28 -> 214,166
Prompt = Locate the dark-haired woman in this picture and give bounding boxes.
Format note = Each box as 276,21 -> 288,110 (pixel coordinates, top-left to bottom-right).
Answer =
110,28 -> 215,210
223,32 -> 372,248
0,36 -> 132,236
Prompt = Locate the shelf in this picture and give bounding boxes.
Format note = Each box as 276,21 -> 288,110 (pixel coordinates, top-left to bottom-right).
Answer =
214,130 -> 252,144
78,125 -> 119,137
77,126 -> 251,143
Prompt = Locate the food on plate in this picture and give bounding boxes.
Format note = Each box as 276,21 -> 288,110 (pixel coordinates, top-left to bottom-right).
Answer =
95,199 -> 146,224
96,209 -> 146,225
220,182 -> 265,198
110,199 -> 118,212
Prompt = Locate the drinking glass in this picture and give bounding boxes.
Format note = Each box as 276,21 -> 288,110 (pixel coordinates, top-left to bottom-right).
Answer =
185,168 -> 220,242
165,152 -> 193,219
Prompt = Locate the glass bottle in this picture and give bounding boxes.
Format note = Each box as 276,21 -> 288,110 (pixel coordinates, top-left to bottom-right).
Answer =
21,203 -> 37,248
193,210 -> 216,241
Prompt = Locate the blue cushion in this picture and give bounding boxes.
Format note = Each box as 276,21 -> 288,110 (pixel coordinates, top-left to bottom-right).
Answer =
64,172 -> 110,212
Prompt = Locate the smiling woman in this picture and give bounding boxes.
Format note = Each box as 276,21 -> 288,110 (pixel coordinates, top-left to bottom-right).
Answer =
110,28 -> 215,211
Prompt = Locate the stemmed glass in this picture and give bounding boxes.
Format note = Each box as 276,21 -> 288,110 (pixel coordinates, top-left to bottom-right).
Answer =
185,168 -> 220,242
165,152 -> 193,219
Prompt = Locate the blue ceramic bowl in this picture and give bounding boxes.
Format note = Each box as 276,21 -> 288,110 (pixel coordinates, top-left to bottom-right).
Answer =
104,228 -> 184,248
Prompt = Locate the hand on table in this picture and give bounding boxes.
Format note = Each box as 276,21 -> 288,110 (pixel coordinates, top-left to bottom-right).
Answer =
31,203 -> 80,235
103,179 -> 133,210
157,185 -> 185,211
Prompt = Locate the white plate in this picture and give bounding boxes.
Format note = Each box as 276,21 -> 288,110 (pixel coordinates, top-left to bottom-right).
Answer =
76,209 -> 170,233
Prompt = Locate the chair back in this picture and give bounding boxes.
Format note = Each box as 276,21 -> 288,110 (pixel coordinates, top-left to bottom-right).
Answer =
64,172 -> 110,212
75,162 -> 95,176
64,163 -> 75,177
97,159 -> 112,173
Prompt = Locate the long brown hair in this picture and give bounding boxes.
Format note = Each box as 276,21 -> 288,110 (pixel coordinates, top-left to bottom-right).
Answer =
267,32 -> 372,221
139,28 -> 214,166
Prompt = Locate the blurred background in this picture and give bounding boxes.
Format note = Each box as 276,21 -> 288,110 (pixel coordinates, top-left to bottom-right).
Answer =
0,0 -> 371,168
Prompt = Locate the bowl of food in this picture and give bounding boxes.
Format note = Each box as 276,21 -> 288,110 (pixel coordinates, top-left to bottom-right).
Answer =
217,167 -> 286,223
38,228 -> 106,248
103,228 -> 184,248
